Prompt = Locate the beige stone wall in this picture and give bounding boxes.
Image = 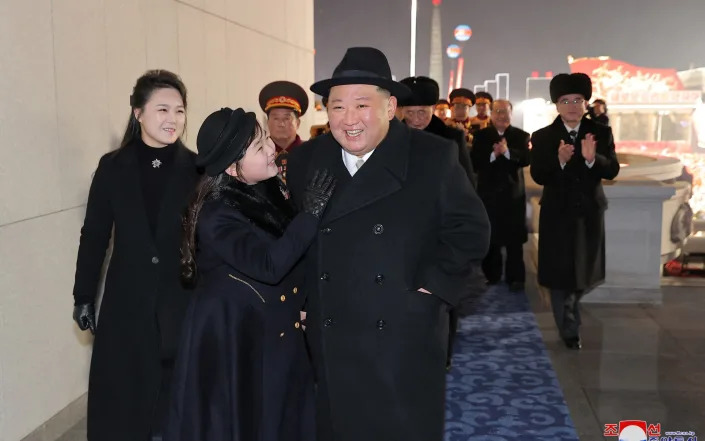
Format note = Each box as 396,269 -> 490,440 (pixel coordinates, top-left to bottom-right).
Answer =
0,1 -> 314,439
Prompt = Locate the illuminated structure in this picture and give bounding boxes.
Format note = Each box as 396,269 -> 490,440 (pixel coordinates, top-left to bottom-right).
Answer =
429,0 -> 443,90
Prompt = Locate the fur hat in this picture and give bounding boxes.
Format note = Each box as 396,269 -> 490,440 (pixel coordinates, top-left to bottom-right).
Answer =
399,76 -> 440,106
550,73 -> 593,103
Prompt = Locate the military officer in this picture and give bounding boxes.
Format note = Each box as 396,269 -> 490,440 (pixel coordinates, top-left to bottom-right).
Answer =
259,80 -> 309,181
448,87 -> 476,146
470,91 -> 493,132
434,99 -> 451,123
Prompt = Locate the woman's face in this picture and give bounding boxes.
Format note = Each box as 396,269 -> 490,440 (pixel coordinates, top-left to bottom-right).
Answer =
226,131 -> 278,184
135,87 -> 186,147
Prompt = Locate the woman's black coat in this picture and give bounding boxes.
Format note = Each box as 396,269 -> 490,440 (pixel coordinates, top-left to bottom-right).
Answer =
72,143 -> 199,441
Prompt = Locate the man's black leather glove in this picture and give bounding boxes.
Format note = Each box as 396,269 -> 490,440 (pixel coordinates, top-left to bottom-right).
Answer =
302,169 -> 336,219
73,303 -> 97,334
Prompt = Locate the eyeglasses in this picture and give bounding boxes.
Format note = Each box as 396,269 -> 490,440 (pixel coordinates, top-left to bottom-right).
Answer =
558,98 -> 585,106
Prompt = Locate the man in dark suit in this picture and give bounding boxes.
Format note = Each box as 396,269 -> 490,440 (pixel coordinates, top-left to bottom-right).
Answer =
472,99 -> 530,291
399,76 -> 475,186
287,47 -> 490,441
530,73 -> 620,350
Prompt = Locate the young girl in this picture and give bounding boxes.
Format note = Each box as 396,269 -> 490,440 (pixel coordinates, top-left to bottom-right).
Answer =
165,107 -> 334,441
72,70 -> 200,441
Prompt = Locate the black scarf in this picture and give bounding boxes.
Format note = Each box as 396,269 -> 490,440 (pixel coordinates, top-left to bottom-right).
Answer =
216,177 -> 295,237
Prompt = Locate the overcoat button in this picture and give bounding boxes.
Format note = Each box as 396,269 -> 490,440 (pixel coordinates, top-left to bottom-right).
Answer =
294,322 -> 301,329
373,224 -> 384,235
293,287 -> 298,294
376,319 -> 386,329
321,227 -> 332,234
280,332 -> 285,337
323,318 -> 333,327
151,256 -> 159,264
375,274 -> 384,285
280,295 -> 286,302
320,272 -> 330,281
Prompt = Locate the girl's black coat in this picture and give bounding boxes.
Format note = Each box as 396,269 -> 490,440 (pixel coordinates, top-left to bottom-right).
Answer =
164,184 -> 318,441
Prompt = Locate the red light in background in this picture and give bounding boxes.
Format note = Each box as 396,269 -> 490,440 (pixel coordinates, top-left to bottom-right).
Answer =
531,71 -> 539,78
432,0 -> 442,5
545,71 -> 553,78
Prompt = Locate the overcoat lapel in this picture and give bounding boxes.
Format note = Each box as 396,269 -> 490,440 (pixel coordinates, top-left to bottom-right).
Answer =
320,119 -> 409,224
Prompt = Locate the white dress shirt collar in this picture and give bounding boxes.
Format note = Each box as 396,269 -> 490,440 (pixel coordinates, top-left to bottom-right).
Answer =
342,149 -> 375,176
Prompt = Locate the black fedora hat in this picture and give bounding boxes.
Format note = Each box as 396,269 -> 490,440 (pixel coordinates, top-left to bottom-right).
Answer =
399,76 -> 439,106
550,73 -> 593,103
310,47 -> 411,99
196,107 -> 257,176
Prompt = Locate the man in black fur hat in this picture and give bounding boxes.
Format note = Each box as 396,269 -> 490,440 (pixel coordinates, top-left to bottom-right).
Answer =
287,47 -> 490,441
399,76 -> 480,373
399,76 -> 475,186
530,73 -> 620,350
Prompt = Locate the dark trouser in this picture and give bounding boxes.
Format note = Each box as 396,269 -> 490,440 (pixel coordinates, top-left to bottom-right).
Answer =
550,289 -> 583,339
482,242 -> 525,284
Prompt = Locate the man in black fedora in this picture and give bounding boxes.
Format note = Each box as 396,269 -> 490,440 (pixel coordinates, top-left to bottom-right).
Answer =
287,47 -> 490,441
530,73 -> 620,350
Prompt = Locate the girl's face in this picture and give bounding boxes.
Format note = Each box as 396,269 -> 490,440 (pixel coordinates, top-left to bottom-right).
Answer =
135,87 -> 186,147
226,131 -> 278,184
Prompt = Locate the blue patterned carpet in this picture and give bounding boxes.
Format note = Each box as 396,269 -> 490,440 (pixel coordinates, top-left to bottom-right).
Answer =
444,284 -> 580,441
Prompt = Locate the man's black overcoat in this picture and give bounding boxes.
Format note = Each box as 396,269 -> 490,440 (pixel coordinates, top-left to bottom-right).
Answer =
287,119 -> 490,441
471,125 -> 530,245
530,116 -> 620,291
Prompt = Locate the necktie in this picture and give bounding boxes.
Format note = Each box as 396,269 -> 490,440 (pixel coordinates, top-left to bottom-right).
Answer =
569,130 -> 578,144
355,158 -> 365,170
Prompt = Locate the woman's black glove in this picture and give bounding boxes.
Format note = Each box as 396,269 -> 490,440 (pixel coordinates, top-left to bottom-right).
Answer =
73,303 -> 97,334
302,169 -> 336,219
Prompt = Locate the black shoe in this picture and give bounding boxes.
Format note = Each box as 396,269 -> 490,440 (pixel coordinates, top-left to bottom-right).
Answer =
563,337 -> 582,350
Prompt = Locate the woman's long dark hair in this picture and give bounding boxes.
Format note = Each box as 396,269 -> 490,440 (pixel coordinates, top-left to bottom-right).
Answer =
180,121 -> 295,287
120,69 -> 188,149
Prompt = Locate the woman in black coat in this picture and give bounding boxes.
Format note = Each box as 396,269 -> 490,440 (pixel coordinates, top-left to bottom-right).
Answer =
72,70 -> 200,441
164,108 -> 335,441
